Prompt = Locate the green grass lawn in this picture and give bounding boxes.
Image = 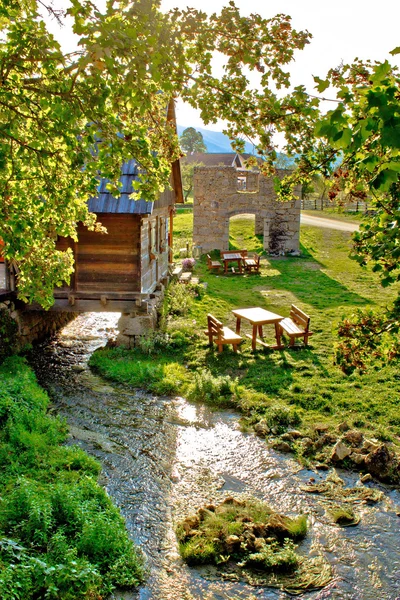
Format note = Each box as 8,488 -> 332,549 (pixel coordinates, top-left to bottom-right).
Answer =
92,213 -> 400,476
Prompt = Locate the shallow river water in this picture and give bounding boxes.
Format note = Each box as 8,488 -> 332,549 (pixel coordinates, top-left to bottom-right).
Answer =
30,313 -> 400,600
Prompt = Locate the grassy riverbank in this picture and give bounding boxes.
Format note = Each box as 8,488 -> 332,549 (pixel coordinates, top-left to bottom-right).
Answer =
0,356 -> 144,599
91,214 -> 400,482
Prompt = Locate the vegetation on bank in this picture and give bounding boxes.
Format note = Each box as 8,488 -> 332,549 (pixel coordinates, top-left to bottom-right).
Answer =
90,214 -> 400,483
0,356 -> 144,599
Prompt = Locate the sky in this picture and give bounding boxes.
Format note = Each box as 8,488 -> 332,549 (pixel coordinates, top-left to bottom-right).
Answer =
160,0 -> 400,130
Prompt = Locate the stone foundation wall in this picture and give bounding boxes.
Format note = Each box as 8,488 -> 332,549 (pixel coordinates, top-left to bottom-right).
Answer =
116,287 -> 165,348
193,166 -> 301,254
0,299 -> 76,359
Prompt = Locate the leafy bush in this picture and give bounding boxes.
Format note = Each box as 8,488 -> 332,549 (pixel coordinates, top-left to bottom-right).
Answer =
0,356 -> 145,598
263,404 -> 301,433
186,369 -> 239,407
165,282 -> 195,316
182,257 -> 195,271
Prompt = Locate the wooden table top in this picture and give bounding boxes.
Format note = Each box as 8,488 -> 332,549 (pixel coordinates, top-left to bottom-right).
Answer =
232,307 -> 283,324
222,253 -> 243,261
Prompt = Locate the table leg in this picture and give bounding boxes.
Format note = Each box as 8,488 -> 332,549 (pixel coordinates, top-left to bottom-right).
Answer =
258,325 -> 263,338
274,322 -> 284,349
252,324 -> 257,351
238,259 -> 242,274
236,317 -> 241,335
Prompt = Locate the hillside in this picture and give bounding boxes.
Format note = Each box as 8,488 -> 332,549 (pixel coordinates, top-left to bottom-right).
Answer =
177,124 -> 255,154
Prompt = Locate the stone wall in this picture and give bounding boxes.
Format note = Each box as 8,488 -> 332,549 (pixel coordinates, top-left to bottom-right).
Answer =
116,287 -> 165,348
0,299 -> 76,359
193,166 -> 301,254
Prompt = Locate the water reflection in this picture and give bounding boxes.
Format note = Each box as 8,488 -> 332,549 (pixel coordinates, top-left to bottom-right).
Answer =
30,314 -> 400,600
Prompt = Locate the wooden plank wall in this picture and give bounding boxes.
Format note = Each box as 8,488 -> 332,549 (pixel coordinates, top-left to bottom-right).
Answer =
56,214 -> 141,294
77,215 -> 141,293
140,207 -> 170,294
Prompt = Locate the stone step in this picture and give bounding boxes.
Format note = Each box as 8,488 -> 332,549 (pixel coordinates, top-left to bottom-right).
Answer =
179,272 -> 192,284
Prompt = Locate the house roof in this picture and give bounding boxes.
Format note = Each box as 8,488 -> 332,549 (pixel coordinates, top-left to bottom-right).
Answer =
88,99 -> 183,214
181,153 -> 240,167
87,159 -> 153,214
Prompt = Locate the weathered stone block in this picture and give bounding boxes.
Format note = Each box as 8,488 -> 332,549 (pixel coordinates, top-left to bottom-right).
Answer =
118,314 -> 155,337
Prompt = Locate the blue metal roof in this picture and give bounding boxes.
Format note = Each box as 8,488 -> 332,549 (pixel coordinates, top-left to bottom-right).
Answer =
88,159 -> 154,214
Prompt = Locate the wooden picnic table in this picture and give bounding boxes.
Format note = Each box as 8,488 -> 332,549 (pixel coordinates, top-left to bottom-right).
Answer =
221,251 -> 244,274
232,307 -> 284,351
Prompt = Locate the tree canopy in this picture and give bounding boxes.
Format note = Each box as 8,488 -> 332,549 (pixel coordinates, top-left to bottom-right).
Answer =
0,0 -> 314,307
180,127 -> 207,154
307,57 -> 400,371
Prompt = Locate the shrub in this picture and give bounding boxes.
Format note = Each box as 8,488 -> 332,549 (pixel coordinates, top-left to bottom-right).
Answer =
0,357 -> 145,598
165,282 -> 195,316
263,404 -> 301,433
182,257 -> 195,271
186,369 -> 239,407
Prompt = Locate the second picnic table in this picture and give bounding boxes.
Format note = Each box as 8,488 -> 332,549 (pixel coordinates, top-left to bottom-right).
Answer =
221,251 -> 244,274
232,307 -> 284,351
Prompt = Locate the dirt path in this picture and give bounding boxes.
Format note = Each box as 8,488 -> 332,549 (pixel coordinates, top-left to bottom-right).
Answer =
301,214 -> 359,232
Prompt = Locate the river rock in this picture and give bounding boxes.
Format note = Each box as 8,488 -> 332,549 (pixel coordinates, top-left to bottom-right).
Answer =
300,437 -> 315,454
182,515 -> 199,535
288,429 -> 303,439
315,463 -> 329,470
350,452 -> 366,467
272,441 -> 292,453
225,534 -> 241,553
315,433 -> 337,449
314,423 -> 329,434
343,430 -> 364,447
364,444 -> 395,481
338,421 -> 350,432
254,420 -> 269,437
362,438 -> 380,453
331,441 -> 352,463
360,473 -> 373,483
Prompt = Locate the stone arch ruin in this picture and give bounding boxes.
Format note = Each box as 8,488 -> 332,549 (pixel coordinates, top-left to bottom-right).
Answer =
193,166 -> 301,254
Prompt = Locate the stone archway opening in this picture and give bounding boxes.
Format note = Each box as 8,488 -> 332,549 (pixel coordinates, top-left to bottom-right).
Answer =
228,213 -> 262,252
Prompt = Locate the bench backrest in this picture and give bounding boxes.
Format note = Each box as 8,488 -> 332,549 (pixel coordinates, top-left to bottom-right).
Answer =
207,314 -> 223,339
290,304 -> 310,331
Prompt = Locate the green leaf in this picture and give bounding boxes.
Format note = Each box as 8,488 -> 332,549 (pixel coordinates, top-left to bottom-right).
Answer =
370,61 -> 391,83
371,169 -> 399,191
389,46 -> 400,55
313,76 -> 329,93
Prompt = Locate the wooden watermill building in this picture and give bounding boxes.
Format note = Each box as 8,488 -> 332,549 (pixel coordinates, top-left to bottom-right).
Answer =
53,155 -> 183,313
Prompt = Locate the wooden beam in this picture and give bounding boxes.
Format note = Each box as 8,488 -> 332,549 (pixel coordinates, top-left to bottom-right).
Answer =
23,298 -> 146,313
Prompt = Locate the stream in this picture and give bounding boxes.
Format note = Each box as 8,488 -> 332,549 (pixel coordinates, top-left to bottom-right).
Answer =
30,313 -> 400,600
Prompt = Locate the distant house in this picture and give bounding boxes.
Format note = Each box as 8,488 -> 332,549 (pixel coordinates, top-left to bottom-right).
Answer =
181,152 -> 263,169
182,152 -> 242,168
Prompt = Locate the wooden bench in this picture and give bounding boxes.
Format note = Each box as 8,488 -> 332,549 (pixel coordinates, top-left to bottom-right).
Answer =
278,305 -> 313,346
244,253 -> 260,273
207,254 -> 222,272
204,314 -> 243,352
